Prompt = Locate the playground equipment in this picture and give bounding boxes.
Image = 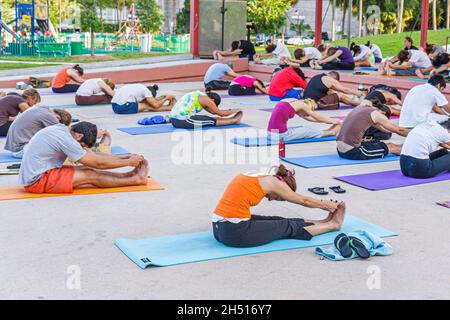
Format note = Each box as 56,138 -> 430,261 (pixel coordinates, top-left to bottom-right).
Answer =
116,3 -> 142,50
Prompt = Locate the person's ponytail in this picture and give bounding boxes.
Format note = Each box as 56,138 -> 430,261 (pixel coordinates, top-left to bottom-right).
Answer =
205,86 -> 221,106
72,64 -> 84,76
274,164 -> 297,192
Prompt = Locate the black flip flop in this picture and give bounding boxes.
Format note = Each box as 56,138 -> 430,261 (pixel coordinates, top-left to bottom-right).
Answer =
334,233 -> 352,258
348,236 -> 370,259
7,163 -> 21,170
308,187 -> 329,195
71,118 -> 80,123
329,186 -> 346,194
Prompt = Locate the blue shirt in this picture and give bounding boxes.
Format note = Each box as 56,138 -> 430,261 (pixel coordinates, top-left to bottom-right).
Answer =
204,63 -> 232,84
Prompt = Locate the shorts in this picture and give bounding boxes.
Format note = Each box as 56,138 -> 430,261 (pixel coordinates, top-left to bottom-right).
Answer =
170,115 -> 217,129
228,84 -> 256,96
317,93 -> 340,110
269,89 -> 302,101
25,165 -> 75,194
393,66 -> 418,76
337,140 -> 389,160
375,57 -> 383,63
268,126 -> 322,141
204,80 -> 231,90
112,102 -> 139,114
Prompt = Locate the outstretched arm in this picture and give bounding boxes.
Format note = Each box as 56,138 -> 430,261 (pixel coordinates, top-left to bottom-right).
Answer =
200,97 -> 241,117
319,50 -> 342,64
67,69 -> 85,84
303,109 -> 340,125
78,151 -> 144,169
372,112 -> 409,137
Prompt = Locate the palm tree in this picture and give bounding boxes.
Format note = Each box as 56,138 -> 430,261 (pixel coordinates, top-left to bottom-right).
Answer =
432,0 -> 437,30
397,0 -> 404,33
331,0 -> 336,41
358,0 -> 363,38
447,0 -> 450,29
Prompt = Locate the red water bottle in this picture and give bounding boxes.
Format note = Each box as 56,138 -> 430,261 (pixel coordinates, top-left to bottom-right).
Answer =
279,138 -> 285,158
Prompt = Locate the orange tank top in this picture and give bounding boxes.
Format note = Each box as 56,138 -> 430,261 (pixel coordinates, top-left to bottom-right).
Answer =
214,174 -> 266,220
52,67 -> 71,89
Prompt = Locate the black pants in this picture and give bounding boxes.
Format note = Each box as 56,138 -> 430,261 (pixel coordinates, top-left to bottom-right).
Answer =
400,149 -> 450,179
364,127 -> 392,140
0,121 -> 12,136
170,115 -> 217,129
338,140 -> 389,160
52,84 -> 80,93
321,61 -> 355,70
213,215 -> 314,248
204,80 -> 231,90
228,84 -> 256,96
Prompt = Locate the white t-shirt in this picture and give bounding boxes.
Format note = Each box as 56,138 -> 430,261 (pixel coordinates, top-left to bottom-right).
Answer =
111,84 -> 153,105
399,83 -> 449,128
273,41 -> 291,59
304,47 -> 321,60
369,44 -> 382,59
401,121 -> 450,159
354,45 -> 372,61
409,50 -> 432,68
76,78 -> 104,96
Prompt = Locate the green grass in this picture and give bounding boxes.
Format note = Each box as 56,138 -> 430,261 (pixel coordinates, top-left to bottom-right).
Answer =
0,62 -> 59,71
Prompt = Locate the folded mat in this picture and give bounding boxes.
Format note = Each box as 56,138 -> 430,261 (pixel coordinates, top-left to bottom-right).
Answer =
231,136 -> 336,147
261,105 -> 354,113
335,169 -> 450,191
118,123 -> 251,135
0,146 -> 129,163
281,154 -> 399,168
0,179 -> 163,201
115,215 -> 397,268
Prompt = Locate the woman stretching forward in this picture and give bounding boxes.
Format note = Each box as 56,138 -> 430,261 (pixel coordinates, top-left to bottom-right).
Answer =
169,88 -> 242,129
213,166 -> 345,248
267,98 -> 341,141
228,75 -> 267,96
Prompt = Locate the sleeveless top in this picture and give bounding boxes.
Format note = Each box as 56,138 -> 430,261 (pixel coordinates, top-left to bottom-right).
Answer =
303,74 -> 329,101
169,91 -> 206,120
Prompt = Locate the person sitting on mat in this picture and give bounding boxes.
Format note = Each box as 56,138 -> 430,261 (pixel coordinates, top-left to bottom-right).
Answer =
19,121 -> 149,194
212,165 -> 346,248
424,43 -> 445,60
268,66 -> 307,101
311,46 -> 355,70
336,102 -> 409,160
267,98 -> 341,142
284,47 -> 322,67
399,75 -> 449,129
5,106 -> 72,158
169,88 -> 243,129
228,75 -> 267,96
400,118 -> 450,179
302,72 -> 363,109
204,62 -> 240,90
51,64 -> 85,93
415,53 -> 450,79
366,41 -> 383,63
254,40 -> 291,65
403,37 -> 419,51
350,43 -> 375,67
111,84 -> 175,114
75,78 -> 116,106
380,49 -> 431,76
213,39 -> 256,61
0,89 -> 41,137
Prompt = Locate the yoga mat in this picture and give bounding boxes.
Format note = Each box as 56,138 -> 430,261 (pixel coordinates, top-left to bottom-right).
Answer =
260,105 -> 354,113
359,67 -> 379,71
437,201 -> 450,209
0,179 -> 164,201
115,215 -> 397,268
335,170 -> 450,191
0,146 -> 129,163
332,115 -> 400,120
406,78 -> 428,83
281,154 -> 400,168
221,94 -> 266,99
56,104 -> 110,109
231,136 -> 336,147
118,123 -> 252,135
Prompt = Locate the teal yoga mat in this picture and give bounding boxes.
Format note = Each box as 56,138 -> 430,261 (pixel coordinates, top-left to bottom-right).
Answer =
56,104 -> 110,109
281,154 -> 400,168
118,123 -> 252,135
115,215 -> 397,268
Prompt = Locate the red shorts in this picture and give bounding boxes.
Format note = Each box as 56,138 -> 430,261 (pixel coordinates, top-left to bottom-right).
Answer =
25,166 -> 75,194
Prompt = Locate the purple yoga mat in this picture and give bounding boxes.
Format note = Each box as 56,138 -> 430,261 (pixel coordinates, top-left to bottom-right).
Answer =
336,170 -> 450,191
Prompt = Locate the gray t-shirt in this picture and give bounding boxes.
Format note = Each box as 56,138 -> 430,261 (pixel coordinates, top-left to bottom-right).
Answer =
0,95 -> 25,126
19,124 -> 86,186
5,105 -> 58,152
204,63 -> 232,84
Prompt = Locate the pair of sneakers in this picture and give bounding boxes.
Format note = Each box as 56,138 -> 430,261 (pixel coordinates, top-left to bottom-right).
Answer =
334,233 -> 370,259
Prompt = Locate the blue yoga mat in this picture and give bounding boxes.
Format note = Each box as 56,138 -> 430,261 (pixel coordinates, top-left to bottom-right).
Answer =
359,67 -> 379,71
118,123 -> 252,135
406,78 -> 427,83
281,154 -> 400,168
231,136 -> 336,147
115,215 -> 397,268
0,146 -> 129,163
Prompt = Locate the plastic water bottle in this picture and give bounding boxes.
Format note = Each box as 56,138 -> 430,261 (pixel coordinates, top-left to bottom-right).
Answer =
358,83 -> 364,92
279,138 -> 285,158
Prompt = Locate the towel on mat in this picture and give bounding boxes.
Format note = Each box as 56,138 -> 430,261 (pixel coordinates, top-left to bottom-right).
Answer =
138,115 -> 168,125
314,230 -> 393,261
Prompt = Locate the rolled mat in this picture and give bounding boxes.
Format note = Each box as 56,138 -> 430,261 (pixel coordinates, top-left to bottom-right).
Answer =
335,169 -> 450,191
115,215 -> 397,268
118,123 -> 252,135
0,179 -> 164,201
281,154 -> 399,168
231,136 -> 336,147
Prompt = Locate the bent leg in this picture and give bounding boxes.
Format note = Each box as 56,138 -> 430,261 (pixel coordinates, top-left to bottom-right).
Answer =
215,111 -> 243,126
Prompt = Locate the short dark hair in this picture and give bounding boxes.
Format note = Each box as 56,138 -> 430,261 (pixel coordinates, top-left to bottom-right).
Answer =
291,66 -> 306,80
328,71 -> 340,81
294,48 -> 305,60
266,44 -> 276,53
231,41 -> 240,51
432,53 -> 450,67
373,100 -> 392,119
428,75 -> 447,89
71,121 -> 97,148
317,44 -> 327,52
404,36 -> 413,44
147,84 -> 159,98
397,50 -> 410,63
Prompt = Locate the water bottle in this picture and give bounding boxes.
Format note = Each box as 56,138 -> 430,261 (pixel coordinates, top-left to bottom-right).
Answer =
279,138 -> 285,158
358,83 -> 364,92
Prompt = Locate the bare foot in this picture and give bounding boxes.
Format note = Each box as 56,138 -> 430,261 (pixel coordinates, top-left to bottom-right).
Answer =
136,160 -> 149,185
233,111 -> 243,123
330,123 -> 341,136
331,202 -> 346,230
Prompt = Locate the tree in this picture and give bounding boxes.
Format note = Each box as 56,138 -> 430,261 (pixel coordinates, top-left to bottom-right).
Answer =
176,0 -> 190,34
77,0 -> 106,56
447,0 -> 450,29
397,0 -> 404,33
247,0 -> 293,35
136,0 -> 164,34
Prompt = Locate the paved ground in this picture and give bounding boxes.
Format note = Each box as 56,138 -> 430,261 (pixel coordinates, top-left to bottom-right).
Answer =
0,80 -> 449,300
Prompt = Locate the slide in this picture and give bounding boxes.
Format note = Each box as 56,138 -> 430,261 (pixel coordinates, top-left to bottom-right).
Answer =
37,19 -> 60,40
0,19 -> 21,41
